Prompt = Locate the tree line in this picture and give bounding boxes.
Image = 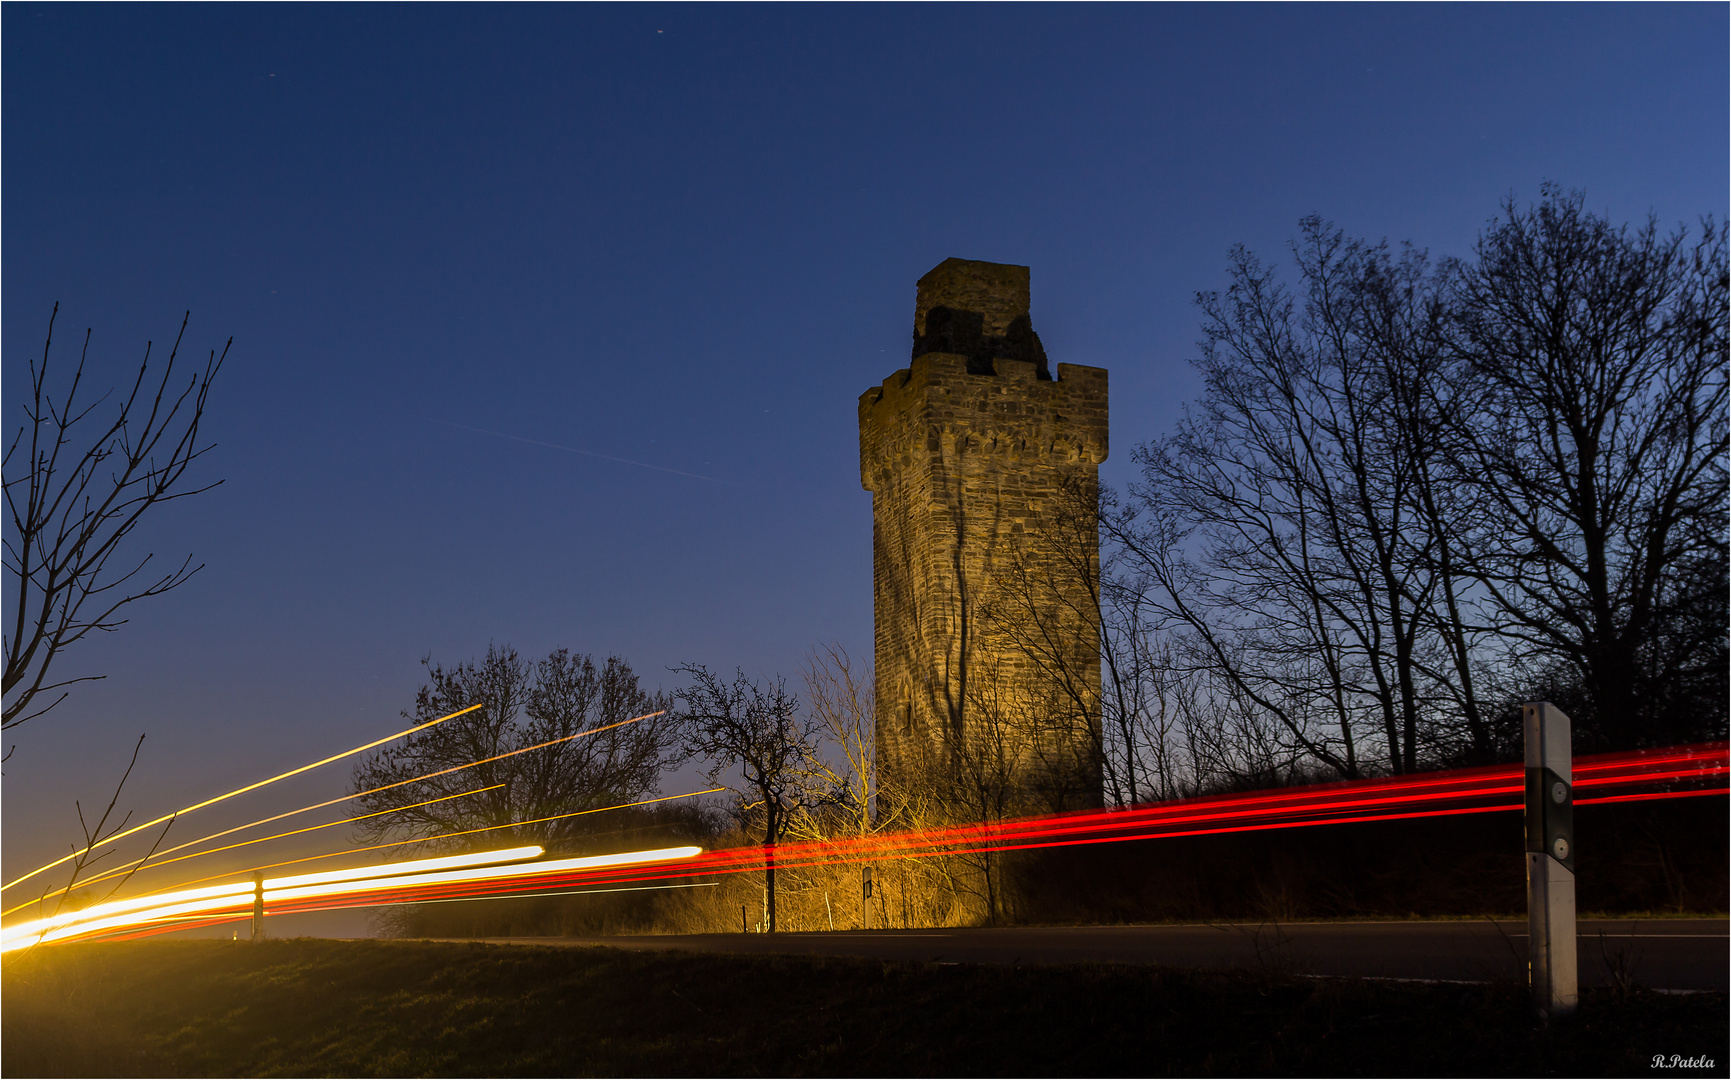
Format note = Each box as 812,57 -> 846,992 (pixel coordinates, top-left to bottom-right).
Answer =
1095,185 -> 1726,799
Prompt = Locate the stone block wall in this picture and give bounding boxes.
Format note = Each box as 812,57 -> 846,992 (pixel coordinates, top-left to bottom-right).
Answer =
860,258 -> 1108,817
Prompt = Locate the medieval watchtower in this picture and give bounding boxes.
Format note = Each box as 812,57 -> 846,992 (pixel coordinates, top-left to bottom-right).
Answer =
859,258 -> 1108,815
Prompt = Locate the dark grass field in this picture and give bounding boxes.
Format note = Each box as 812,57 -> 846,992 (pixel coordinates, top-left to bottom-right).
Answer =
3,938 -> 1726,1078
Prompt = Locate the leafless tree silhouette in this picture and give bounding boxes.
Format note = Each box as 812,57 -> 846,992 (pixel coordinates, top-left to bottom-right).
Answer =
4,304 -> 228,740
675,664 -> 821,932
352,646 -> 682,850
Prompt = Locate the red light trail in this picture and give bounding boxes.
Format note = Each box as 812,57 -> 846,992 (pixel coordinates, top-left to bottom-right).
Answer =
349,740 -> 1724,904
6,742 -> 1722,949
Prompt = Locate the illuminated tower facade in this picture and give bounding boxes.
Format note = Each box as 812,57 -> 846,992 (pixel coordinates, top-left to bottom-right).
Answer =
859,258 -> 1108,815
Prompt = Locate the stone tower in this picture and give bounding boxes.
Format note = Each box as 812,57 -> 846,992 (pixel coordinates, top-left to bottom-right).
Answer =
859,258 -> 1108,816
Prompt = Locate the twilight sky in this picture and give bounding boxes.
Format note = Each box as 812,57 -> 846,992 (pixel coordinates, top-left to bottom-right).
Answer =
4,4 -> 1726,900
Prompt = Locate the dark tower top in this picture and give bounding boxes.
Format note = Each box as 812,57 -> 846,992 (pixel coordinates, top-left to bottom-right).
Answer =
911,257 -> 1051,379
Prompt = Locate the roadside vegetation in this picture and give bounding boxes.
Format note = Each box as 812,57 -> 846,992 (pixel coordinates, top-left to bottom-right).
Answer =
380,793 -> 1726,940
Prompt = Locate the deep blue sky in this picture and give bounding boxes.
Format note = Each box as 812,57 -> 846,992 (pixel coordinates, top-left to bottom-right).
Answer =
4,4 -> 1726,893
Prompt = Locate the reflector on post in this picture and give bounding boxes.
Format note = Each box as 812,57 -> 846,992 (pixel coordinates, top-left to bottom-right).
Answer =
862,866 -> 873,930
1524,701 -> 1577,1018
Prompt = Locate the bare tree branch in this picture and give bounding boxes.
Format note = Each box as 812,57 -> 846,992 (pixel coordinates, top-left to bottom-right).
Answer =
4,304 -> 230,730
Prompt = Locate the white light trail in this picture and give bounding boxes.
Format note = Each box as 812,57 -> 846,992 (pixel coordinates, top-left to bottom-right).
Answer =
1,844 -> 701,952
263,847 -> 702,905
267,846 -> 546,891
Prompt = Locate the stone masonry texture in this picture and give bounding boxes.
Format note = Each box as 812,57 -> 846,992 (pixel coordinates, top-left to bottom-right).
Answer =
860,258 -> 1108,816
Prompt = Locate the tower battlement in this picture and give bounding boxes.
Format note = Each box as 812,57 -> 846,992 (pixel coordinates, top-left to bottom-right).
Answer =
859,356 -> 1107,491
860,258 -> 1108,815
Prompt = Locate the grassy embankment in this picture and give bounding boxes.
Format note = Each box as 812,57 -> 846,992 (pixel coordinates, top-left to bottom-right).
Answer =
4,938 -> 1726,1078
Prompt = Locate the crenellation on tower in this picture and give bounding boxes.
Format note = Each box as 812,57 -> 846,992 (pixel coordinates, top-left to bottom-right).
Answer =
861,257 -> 1108,817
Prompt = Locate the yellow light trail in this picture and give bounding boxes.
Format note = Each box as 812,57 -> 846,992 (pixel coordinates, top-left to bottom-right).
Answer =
129,786 -> 726,900
3,711 -> 659,915
3,784 -> 506,914
3,780 -> 494,919
2,702 -> 486,894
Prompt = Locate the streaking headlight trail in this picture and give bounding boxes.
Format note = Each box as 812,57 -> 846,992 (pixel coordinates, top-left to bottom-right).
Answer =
1,844 -> 704,952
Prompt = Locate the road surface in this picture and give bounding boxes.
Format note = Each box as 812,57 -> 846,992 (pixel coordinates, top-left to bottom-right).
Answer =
463,919 -> 1728,991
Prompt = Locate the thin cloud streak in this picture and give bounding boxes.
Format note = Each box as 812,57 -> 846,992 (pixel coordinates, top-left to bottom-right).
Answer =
431,419 -> 728,484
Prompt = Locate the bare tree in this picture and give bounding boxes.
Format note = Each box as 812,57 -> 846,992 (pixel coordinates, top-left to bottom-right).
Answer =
1112,190 -> 1726,786
1444,186 -> 1729,749
1113,217 -> 1518,781
942,664 -> 1033,923
1097,545 -> 1195,802
12,734 -> 177,941
795,644 -> 994,930
352,646 -> 682,851
979,474 -> 1116,806
795,644 -> 884,836
983,473 -> 1225,808
4,305 -> 228,736
675,664 -> 822,933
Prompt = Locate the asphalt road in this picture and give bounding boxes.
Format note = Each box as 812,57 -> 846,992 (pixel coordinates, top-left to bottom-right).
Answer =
470,919 -> 1729,992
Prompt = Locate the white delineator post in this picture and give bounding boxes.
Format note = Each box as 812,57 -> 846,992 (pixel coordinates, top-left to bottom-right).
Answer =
1525,701 -> 1577,1018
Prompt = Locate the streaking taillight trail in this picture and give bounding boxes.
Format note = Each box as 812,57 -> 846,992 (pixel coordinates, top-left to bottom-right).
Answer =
8,741 -> 1722,948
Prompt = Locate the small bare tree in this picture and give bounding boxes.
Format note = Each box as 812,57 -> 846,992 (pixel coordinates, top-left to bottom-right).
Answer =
9,733 -> 177,943
941,666 -> 1030,923
675,664 -> 821,933
795,644 -> 880,836
4,304 -> 228,737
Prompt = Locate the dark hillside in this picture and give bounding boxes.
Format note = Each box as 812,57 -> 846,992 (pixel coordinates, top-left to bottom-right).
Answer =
4,939 -> 1724,1078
